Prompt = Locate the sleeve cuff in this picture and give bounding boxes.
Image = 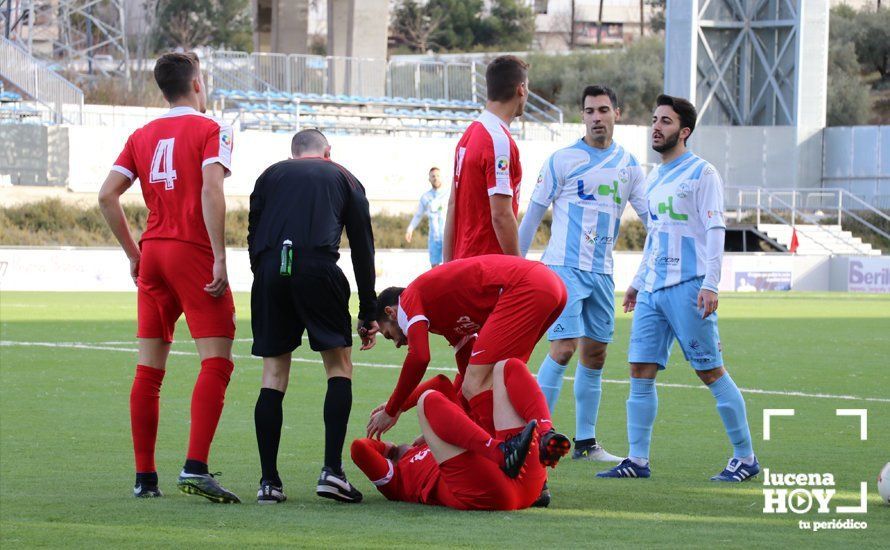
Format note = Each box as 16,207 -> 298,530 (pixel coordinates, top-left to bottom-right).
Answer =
111,165 -> 134,181
202,157 -> 232,177
487,182 -> 513,197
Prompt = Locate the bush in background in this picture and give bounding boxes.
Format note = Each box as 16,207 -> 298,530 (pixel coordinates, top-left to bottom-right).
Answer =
0,199 -> 648,251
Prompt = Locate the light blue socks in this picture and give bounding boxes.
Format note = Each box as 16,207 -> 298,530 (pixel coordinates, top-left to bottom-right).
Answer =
536,355 -> 567,412
574,364 -> 602,440
627,377 -> 658,462
708,373 -> 754,459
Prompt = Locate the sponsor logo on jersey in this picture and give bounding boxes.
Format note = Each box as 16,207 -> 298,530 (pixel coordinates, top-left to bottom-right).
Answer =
654,256 -> 680,265
583,230 -> 614,246
220,131 -> 232,147
656,196 -> 688,221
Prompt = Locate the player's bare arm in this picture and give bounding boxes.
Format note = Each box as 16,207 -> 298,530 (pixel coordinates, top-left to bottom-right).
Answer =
201,163 -> 228,297
489,194 -> 520,256
442,185 -> 457,262
98,171 -> 139,285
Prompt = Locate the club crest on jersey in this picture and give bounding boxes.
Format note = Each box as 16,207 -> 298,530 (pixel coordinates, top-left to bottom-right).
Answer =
676,181 -> 692,198
496,156 -> 509,174
455,315 -> 480,335
618,168 -> 629,184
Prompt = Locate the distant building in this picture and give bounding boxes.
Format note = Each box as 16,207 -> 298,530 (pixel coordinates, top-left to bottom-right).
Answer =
529,0 -> 657,51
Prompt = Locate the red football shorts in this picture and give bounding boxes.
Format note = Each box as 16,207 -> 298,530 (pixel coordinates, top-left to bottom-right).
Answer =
437,434 -> 546,510
469,262 -> 567,365
137,239 -> 236,342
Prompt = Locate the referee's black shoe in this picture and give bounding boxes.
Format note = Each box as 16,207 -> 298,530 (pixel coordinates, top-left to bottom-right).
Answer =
316,467 -> 363,503
257,480 -> 287,504
500,419 -> 537,479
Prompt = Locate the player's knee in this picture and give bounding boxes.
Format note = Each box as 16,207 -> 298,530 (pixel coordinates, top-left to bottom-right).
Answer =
550,342 -> 576,365
582,347 -> 607,369
417,389 -> 438,414
696,366 -> 725,385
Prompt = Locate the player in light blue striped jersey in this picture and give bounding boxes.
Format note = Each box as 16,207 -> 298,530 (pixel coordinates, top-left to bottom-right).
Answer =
405,167 -> 447,267
519,85 -> 648,463
597,94 -> 759,482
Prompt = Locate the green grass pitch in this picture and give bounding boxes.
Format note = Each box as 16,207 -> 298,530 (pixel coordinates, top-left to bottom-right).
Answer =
1,291 -> 888,548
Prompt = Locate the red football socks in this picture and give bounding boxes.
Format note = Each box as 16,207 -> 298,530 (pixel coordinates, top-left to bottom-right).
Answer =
467,389 -> 496,435
130,365 -> 165,473
186,357 -> 234,464
350,438 -> 391,483
503,358 -> 553,435
423,391 -> 504,466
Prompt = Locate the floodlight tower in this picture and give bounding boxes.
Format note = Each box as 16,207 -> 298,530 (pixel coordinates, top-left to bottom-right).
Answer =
664,0 -> 829,188
56,0 -> 130,79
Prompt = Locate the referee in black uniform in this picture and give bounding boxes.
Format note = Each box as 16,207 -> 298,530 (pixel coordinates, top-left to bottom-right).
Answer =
248,129 -> 377,504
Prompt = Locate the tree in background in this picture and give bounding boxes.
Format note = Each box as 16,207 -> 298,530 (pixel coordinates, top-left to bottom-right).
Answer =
851,6 -> 890,84
390,0 -> 534,52
528,37 -> 664,125
154,0 -> 252,52
827,5 -> 870,126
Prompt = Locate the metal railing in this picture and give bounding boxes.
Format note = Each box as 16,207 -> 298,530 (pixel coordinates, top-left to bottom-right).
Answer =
726,186 -> 889,253
0,35 -> 83,124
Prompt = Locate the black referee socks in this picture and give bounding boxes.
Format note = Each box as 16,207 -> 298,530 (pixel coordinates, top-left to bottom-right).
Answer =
323,377 -> 353,473
255,387 -> 285,486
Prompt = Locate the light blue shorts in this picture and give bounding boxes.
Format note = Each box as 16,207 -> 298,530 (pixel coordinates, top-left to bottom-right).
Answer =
546,265 -> 615,343
628,277 -> 723,370
428,238 -> 443,266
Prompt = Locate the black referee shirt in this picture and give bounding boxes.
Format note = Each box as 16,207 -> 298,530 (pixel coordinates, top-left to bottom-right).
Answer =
247,157 -> 376,320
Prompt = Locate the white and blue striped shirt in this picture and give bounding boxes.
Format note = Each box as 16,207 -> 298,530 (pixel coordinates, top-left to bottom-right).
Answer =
634,151 -> 726,293
407,187 -> 447,242
529,139 -> 648,274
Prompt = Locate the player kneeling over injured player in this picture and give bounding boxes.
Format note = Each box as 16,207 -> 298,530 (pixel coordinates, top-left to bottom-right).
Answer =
366,255 -> 571,468
353,359 -> 547,510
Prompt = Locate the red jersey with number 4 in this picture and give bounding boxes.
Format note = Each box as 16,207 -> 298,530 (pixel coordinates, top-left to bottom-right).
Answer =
451,110 -> 521,260
112,106 -> 234,249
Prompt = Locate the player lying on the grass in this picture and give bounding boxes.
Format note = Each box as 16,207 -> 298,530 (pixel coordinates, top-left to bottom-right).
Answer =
597,95 -> 759,482
99,52 -> 240,503
353,359 -> 550,510
366,254 -> 567,441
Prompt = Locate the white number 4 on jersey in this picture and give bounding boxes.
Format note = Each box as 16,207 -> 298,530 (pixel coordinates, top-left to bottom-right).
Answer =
150,138 -> 177,190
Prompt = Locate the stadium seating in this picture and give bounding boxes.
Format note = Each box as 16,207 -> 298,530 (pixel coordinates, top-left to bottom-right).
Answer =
211,88 -> 489,135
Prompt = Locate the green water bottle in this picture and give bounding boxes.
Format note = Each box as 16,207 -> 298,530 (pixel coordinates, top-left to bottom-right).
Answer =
280,239 -> 293,276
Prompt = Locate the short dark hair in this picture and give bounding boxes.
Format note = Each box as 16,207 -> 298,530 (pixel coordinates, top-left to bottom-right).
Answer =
291,128 -> 328,157
581,85 -> 618,110
375,286 -> 405,322
655,94 -> 697,142
429,167 -> 440,173
486,55 -> 529,102
154,52 -> 200,102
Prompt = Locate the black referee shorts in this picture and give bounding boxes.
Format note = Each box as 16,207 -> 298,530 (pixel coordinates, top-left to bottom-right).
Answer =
251,252 -> 352,357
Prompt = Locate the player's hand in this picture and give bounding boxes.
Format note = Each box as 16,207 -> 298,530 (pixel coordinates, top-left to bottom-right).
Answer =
697,289 -> 719,319
204,258 -> 229,297
128,253 -> 140,286
357,319 -> 379,350
404,230 -> 412,243
367,409 -> 398,439
623,286 -> 639,313
368,402 -> 386,418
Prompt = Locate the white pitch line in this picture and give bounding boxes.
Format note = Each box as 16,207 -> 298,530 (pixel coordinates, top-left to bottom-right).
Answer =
2,340 -> 889,404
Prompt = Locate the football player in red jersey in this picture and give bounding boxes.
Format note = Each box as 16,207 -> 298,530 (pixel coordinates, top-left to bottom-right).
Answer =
365,255 -> 570,482
98,52 -> 240,503
353,359 -> 548,511
443,55 -> 528,262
